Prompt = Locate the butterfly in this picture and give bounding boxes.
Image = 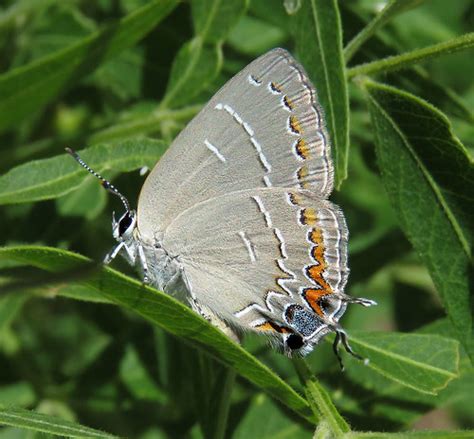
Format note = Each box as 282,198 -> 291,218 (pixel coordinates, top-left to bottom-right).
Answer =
67,48 -> 376,367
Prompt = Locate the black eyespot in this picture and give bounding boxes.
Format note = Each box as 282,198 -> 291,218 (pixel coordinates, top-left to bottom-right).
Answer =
286,334 -> 304,350
119,213 -> 133,236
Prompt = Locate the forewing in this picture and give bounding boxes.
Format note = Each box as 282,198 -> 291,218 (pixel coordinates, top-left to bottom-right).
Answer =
162,188 -> 347,333
138,49 -> 333,239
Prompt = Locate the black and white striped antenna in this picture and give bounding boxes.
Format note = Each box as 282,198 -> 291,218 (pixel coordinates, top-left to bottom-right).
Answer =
65,147 -> 130,213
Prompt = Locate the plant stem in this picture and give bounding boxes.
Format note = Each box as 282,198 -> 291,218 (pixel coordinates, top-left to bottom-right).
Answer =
344,0 -> 424,62
347,32 -> 474,78
292,358 -> 350,437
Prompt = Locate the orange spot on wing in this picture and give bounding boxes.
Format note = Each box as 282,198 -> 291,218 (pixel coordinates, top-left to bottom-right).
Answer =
288,192 -> 302,206
303,288 -> 328,317
289,115 -> 303,134
304,227 -> 333,313
300,207 -> 317,226
255,321 -> 290,333
295,138 -> 310,159
270,82 -> 282,93
297,166 -> 310,188
283,95 -> 294,110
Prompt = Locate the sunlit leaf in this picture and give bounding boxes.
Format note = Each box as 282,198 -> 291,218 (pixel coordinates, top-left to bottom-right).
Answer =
0,139 -> 167,205
364,80 -> 474,362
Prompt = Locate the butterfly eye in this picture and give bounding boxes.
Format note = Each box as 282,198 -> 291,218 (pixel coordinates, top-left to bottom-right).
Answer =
118,212 -> 134,237
286,333 -> 304,350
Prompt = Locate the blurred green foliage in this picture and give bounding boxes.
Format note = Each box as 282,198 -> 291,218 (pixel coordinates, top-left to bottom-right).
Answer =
0,0 -> 473,437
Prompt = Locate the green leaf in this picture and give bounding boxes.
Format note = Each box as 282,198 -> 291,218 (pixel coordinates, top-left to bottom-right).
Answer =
233,394 -> 311,439
305,379 -> 350,435
0,138 -> 167,205
196,360 -> 236,439
119,345 -> 168,403
349,331 -> 459,394
292,358 -> 348,435
56,176 -> 107,219
348,32 -> 474,78
0,407 -> 118,438
0,383 -> 35,408
0,245 -> 314,423
48,284 -> 113,303
0,0 -> 178,134
330,321 -> 472,427
160,39 -> 222,109
0,292 -> 29,331
192,0 -> 248,44
363,80 -> 474,361
387,68 -> 474,124
291,0 -> 349,188
160,0 -> 246,109
227,15 -> 287,56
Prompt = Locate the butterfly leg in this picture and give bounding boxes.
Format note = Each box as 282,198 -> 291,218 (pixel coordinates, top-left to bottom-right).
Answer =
137,243 -> 150,284
332,325 -> 368,371
103,241 -> 125,264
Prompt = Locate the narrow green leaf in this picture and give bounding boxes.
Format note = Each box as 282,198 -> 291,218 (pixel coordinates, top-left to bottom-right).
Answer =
348,32 -> 474,78
0,139 -> 167,205
50,284 -> 113,304
0,407 -> 118,438
0,293 -> 29,331
0,0 -> 178,133
160,0 -> 246,109
192,0 -> 248,44
119,345 -> 168,404
205,368 -> 236,439
292,0 -> 349,187
363,80 -> 474,361
344,0 -> 426,62
227,15 -> 287,56
0,246 -> 314,423
349,331 -> 459,395
305,380 -> 349,436
56,176 -> 107,219
292,358 -> 348,436
160,38 -> 222,109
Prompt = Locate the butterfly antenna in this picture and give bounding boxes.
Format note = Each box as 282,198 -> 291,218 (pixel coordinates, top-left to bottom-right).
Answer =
65,147 -> 130,213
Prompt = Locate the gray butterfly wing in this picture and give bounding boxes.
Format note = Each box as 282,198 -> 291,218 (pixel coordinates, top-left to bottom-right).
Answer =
138,48 -> 333,241
162,187 -> 348,341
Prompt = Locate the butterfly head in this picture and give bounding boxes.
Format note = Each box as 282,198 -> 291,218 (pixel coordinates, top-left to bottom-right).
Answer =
112,209 -> 137,241
65,147 -> 137,244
